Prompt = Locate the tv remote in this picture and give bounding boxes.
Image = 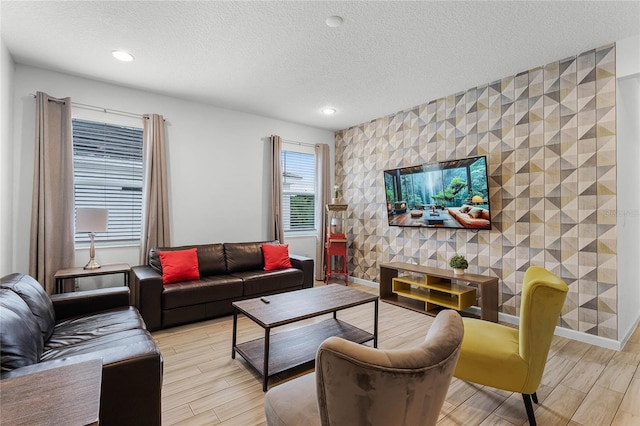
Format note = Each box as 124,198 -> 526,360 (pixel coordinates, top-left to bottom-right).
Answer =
261,297 -> 270,304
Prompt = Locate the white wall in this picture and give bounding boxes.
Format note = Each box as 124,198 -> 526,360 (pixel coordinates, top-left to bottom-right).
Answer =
11,65 -> 334,287
616,35 -> 640,345
0,39 -> 15,276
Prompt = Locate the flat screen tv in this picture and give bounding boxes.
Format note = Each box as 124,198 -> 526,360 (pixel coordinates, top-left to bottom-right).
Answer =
383,155 -> 491,230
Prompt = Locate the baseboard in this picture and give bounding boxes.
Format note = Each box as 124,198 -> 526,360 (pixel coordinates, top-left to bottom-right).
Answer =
618,314 -> 640,350
349,275 -> 378,288
349,276 -> 626,351
494,310 -> 623,351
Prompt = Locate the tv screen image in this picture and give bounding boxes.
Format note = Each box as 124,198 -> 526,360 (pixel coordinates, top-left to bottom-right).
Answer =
383,155 -> 491,230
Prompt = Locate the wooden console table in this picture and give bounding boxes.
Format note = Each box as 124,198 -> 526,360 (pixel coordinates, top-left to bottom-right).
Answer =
380,262 -> 498,322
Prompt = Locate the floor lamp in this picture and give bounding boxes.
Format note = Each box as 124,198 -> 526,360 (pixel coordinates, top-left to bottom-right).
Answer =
76,208 -> 108,270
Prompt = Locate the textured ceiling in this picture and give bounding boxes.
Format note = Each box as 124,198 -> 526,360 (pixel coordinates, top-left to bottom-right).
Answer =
2,1 -> 639,131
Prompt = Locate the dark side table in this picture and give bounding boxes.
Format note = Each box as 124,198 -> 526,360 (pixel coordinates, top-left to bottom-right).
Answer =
54,263 -> 131,294
0,358 -> 102,425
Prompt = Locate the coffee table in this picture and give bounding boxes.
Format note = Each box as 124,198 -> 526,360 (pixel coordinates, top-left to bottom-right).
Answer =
232,284 -> 378,391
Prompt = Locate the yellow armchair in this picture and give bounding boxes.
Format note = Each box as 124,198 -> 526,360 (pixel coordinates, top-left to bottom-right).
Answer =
453,266 -> 568,425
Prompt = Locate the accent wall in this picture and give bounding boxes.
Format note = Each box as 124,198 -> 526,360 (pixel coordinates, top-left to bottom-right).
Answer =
335,44 -> 618,339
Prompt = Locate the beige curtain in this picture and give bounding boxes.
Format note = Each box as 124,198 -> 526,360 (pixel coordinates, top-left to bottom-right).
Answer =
29,92 -> 75,294
140,114 -> 171,264
270,135 -> 285,243
315,144 -> 331,280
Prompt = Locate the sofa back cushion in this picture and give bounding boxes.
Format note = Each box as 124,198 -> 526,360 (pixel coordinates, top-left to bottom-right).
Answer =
0,273 -> 55,341
0,289 -> 44,371
149,244 -> 226,277
225,241 -> 277,273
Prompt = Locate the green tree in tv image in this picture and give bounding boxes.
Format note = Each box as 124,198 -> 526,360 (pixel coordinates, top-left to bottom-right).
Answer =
400,172 -> 427,208
384,173 -> 397,203
432,174 -> 467,206
470,159 -> 489,202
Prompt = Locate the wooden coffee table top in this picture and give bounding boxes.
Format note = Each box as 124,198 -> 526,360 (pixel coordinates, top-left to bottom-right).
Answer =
233,284 -> 378,328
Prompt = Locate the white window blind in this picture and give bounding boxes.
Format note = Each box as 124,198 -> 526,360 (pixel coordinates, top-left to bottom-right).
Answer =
281,150 -> 316,231
72,119 -> 143,245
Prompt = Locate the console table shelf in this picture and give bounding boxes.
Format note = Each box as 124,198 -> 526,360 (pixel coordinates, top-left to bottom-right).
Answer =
380,262 -> 498,322
392,277 -> 477,311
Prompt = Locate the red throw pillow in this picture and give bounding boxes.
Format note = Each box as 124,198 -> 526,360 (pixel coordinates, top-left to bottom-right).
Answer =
262,244 -> 292,271
158,248 -> 200,284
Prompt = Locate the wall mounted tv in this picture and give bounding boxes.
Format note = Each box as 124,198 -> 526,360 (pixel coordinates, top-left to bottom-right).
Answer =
383,155 -> 491,230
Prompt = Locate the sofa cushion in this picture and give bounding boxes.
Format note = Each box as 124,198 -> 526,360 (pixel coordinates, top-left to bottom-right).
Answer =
150,244 -> 227,277
469,207 -> 484,218
45,307 -> 147,350
262,243 -> 293,271
0,289 -> 43,371
159,248 -> 200,284
0,273 -> 55,341
162,275 -> 243,310
225,241 -> 276,273
232,268 -> 304,297
40,328 -> 157,363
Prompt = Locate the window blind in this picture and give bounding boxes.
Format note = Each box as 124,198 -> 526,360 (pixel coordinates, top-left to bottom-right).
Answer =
281,150 -> 316,231
72,119 -> 143,245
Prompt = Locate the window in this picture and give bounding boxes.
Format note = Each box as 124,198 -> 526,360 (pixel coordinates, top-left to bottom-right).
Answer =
72,119 -> 143,245
281,149 -> 316,232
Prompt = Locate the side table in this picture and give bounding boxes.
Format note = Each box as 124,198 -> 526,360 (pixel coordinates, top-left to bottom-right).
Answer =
0,358 -> 102,425
54,263 -> 131,294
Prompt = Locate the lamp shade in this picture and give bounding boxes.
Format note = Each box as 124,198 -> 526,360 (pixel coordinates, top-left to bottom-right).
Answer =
76,208 -> 108,233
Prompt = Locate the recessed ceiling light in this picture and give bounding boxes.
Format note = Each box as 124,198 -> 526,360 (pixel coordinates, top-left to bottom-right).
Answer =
322,107 -> 337,115
112,50 -> 134,62
325,16 -> 343,28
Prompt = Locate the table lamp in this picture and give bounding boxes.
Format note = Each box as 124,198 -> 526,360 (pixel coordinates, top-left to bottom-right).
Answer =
76,208 -> 108,270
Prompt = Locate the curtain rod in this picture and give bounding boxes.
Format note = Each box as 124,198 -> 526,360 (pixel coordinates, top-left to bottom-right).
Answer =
283,138 -> 316,148
29,93 -> 144,119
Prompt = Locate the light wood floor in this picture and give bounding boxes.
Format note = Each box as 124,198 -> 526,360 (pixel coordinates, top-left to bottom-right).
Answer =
153,282 -> 640,425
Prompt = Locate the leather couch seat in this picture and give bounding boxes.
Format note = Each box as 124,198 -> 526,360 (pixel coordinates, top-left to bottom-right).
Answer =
44,306 -> 146,349
233,268 -> 304,296
162,276 -> 243,309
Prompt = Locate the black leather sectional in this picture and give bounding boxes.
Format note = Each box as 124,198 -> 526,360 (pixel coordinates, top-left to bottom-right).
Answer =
0,273 -> 162,425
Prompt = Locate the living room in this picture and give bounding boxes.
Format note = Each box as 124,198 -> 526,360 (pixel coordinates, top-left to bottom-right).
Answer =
2,1 -> 640,425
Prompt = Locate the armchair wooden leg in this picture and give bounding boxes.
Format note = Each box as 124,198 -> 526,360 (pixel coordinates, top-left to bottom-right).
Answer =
522,393 -> 537,426
532,392 -> 538,404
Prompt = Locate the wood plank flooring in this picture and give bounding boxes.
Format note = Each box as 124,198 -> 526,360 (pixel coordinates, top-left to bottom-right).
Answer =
153,282 -> 640,425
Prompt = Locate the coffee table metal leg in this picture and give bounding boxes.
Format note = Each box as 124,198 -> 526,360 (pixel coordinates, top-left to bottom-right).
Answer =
231,310 -> 238,359
373,299 -> 379,348
263,328 -> 270,392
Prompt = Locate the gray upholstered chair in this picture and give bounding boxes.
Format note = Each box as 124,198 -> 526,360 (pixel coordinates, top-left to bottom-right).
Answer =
264,309 -> 464,426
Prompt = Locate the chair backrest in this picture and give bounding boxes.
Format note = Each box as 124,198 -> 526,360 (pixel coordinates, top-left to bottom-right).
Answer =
315,309 -> 463,426
519,266 -> 569,393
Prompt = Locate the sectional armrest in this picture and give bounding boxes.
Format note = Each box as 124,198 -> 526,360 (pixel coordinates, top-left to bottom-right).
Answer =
290,254 -> 314,289
50,287 -> 130,320
131,265 -> 164,331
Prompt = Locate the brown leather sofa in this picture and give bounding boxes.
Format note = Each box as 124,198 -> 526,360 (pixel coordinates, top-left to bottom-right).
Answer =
132,241 -> 314,331
0,273 -> 162,426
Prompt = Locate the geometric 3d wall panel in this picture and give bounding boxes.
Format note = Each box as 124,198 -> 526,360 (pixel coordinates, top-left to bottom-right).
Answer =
335,44 -> 617,339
